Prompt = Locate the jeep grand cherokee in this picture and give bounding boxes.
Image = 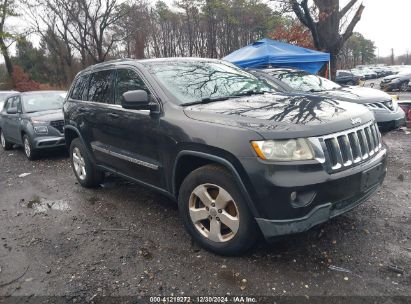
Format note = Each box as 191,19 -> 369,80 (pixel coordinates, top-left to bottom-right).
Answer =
63,58 -> 387,255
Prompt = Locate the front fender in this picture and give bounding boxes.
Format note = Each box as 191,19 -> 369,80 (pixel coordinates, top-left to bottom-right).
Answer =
172,150 -> 260,218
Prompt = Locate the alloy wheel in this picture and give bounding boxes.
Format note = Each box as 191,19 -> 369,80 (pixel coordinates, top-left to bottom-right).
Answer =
400,82 -> 408,92
24,137 -> 31,157
72,147 -> 87,180
189,183 -> 239,242
1,132 -> 5,148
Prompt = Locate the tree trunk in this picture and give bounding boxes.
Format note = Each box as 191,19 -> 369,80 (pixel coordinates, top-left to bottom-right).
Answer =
0,37 -> 13,77
330,52 -> 338,80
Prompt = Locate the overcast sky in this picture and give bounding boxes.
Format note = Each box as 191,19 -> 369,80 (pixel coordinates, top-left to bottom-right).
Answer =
2,0 -> 410,61
354,0 -> 411,57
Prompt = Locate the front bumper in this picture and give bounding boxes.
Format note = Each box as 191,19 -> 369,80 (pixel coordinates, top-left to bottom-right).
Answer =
33,136 -> 66,149
380,82 -> 400,91
373,107 -> 406,131
257,184 -> 379,239
240,147 -> 387,239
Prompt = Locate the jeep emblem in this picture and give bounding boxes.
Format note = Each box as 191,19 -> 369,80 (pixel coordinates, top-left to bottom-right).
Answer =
351,118 -> 362,125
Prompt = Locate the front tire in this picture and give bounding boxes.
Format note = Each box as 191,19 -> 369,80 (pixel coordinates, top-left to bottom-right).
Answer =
23,134 -> 39,160
70,138 -> 104,188
1,129 -> 13,150
178,164 -> 259,255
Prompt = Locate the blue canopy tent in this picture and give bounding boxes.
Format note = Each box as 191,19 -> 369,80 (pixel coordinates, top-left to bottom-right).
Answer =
223,38 -> 330,74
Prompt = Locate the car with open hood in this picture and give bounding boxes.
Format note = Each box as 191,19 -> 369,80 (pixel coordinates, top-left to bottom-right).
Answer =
63,58 -> 387,255
249,68 -> 405,132
0,91 -> 67,160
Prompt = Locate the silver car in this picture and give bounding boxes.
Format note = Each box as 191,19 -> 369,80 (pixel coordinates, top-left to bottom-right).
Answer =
0,91 -> 67,160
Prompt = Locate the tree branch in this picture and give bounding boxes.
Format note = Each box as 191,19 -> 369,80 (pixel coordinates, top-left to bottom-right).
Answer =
339,0 -> 358,18
341,3 -> 364,47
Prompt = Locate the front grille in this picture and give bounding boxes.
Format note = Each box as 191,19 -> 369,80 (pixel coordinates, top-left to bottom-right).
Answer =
320,122 -> 382,173
50,120 -> 64,133
365,100 -> 394,111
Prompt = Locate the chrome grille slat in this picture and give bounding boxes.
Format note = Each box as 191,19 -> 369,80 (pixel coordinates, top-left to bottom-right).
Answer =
365,101 -> 394,111
320,122 -> 382,173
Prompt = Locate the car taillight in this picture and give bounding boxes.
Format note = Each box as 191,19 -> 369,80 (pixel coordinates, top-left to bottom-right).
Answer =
402,105 -> 411,120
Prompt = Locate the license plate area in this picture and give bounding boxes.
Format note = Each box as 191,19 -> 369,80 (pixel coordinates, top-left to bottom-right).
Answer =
360,163 -> 383,192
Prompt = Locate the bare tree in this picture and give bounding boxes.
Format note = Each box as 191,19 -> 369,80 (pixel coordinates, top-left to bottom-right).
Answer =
0,0 -> 17,77
277,0 -> 365,78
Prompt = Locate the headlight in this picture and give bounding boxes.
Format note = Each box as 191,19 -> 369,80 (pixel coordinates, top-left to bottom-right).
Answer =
251,139 -> 314,161
392,99 -> 399,110
31,119 -> 48,124
33,125 -> 48,134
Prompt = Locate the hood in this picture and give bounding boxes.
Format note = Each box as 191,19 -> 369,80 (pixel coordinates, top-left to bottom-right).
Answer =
383,74 -> 400,81
317,86 -> 391,104
25,109 -> 63,122
184,93 -> 374,139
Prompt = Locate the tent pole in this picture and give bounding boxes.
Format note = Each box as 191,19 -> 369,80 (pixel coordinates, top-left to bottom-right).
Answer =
328,61 -> 331,80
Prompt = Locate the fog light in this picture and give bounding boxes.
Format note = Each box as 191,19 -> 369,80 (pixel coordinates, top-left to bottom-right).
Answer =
290,191 -> 317,208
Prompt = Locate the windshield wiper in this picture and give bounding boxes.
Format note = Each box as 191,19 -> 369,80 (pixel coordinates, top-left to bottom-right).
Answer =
181,96 -> 231,107
233,90 -> 266,97
309,89 -> 325,93
181,90 -> 266,107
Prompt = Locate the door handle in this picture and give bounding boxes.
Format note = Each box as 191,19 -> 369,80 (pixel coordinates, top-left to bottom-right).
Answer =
108,113 -> 119,119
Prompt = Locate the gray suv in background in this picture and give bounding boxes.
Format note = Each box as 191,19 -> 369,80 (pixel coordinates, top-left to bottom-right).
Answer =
0,91 -> 67,160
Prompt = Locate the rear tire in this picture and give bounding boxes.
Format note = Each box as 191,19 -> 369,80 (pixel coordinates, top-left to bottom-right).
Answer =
70,138 -> 104,188
23,134 -> 39,160
0,129 -> 13,150
178,164 -> 259,255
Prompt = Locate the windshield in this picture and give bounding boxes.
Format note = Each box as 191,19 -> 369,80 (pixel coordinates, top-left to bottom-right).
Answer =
145,61 -> 276,104
269,71 -> 341,92
22,92 -> 66,113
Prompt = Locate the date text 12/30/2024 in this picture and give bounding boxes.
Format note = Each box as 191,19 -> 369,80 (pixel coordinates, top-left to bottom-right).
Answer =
149,296 -> 258,303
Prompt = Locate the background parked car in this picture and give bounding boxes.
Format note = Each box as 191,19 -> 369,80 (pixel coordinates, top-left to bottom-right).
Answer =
249,68 -> 405,131
0,90 -> 19,111
398,100 -> 411,128
336,70 -> 361,85
358,67 -> 378,79
0,91 -> 67,160
380,71 -> 411,92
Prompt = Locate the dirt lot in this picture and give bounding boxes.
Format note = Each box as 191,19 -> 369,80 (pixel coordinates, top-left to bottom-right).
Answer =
0,130 -> 410,302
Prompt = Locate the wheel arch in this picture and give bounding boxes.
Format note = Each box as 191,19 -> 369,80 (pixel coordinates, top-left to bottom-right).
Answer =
64,125 -> 95,162
172,150 -> 260,218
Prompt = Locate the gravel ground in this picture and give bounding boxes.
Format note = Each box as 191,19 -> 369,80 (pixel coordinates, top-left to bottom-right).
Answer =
0,130 -> 410,302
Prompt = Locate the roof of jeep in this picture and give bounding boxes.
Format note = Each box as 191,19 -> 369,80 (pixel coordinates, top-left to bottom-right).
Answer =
80,57 -> 228,74
20,90 -> 67,95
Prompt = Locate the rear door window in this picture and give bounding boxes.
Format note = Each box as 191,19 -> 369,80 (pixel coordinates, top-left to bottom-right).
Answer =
87,70 -> 115,104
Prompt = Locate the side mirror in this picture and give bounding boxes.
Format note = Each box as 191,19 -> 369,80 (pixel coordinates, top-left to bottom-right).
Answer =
7,107 -> 17,114
121,90 -> 157,112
